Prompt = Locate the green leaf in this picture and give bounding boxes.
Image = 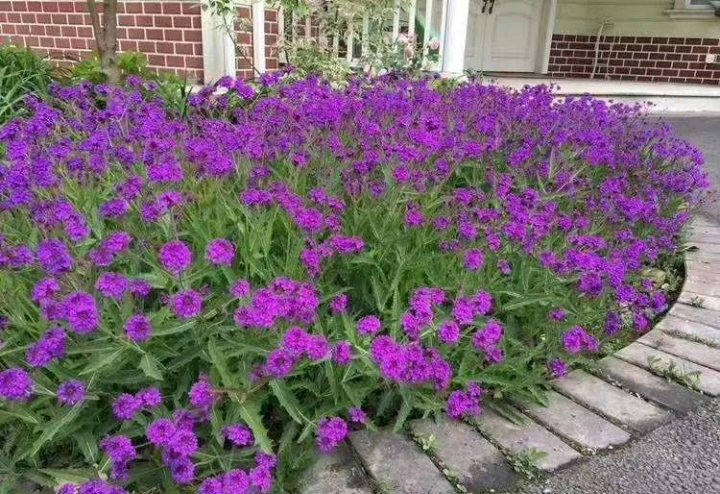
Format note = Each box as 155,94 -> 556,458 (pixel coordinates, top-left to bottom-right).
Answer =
80,348 -> 124,375
38,468 -> 95,485
237,399 -> 273,453
0,408 -> 39,425
208,337 -> 233,386
75,431 -> 99,464
139,354 -> 164,381
269,380 -> 305,425
393,391 -> 414,433
18,406 -> 82,461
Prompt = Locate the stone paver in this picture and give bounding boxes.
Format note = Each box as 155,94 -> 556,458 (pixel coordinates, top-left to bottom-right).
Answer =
684,272 -> 720,297
517,391 -> 631,451
669,301 -> 720,328
678,291 -> 720,311
685,259 -> 720,275
300,444 -> 374,494
685,250 -> 720,267
639,330 -> 720,372
410,418 -> 518,492
615,342 -> 720,396
656,314 -> 720,346
691,216 -> 720,229
685,242 -> 720,256
598,356 -> 706,414
350,429 -> 455,494
552,370 -> 671,433
687,233 -> 720,246
474,409 -> 581,472
688,224 -> 720,237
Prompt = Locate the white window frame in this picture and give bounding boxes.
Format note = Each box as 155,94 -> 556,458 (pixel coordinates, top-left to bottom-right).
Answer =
667,0 -> 716,19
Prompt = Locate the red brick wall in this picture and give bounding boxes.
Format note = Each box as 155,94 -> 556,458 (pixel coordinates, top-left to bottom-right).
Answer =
234,5 -> 281,80
0,0 -> 285,83
549,34 -> 720,85
0,0 -> 205,82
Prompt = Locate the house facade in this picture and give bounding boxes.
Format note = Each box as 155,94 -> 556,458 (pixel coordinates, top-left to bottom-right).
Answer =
1,0 -> 719,85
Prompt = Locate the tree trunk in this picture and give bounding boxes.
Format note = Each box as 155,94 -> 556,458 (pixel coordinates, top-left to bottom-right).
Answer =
86,0 -> 120,84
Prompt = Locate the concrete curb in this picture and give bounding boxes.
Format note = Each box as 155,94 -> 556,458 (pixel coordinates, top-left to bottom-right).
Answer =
301,215 -> 720,494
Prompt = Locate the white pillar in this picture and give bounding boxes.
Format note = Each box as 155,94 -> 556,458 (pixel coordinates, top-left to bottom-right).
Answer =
252,0 -> 267,74
441,0 -> 469,74
201,2 -> 237,83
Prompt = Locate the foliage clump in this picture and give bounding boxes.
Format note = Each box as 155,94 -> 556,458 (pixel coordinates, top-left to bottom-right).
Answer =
0,73 -> 708,492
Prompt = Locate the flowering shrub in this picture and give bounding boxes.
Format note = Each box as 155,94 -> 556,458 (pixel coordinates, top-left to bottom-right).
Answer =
0,74 -> 708,492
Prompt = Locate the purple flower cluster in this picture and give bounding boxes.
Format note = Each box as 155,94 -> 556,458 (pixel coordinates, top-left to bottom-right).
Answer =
0,74 -> 709,491
562,326 -> 601,354
446,382 -> 485,420
452,291 -> 494,326
262,327 -> 331,378
0,368 -> 34,402
160,240 -> 193,276
189,374 -> 216,416
124,314 -> 153,343
401,288 -> 447,340
89,232 -> 133,267
37,239 -> 74,277
171,289 -> 204,319
63,292 -> 101,334
330,294 -> 349,314
100,435 -> 138,480
96,272 -> 130,300
316,417 -> 349,453
357,315 -> 382,337
472,320 -> 505,365
57,380 -> 86,406
147,415 -> 200,485
223,424 -> 255,448
26,327 -> 67,367
371,336 -> 453,391
112,387 -> 163,421
234,278 -> 320,329
207,239 -> 236,266
58,481 -> 128,494
199,453 -> 277,494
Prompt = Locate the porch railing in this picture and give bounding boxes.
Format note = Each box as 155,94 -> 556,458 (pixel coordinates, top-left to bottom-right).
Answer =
279,0 -> 448,71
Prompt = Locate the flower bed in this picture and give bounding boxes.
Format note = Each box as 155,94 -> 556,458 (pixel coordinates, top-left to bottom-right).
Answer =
0,75 -> 709,493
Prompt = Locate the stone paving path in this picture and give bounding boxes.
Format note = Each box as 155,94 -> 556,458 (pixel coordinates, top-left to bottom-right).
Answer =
300,216 -> 720,494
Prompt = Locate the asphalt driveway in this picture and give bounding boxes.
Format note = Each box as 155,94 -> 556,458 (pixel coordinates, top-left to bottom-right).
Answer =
662,116 -> 720,221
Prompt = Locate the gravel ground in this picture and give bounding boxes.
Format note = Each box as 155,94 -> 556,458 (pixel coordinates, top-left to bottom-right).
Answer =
513,115 -> 720,494
514,399 -> 720,494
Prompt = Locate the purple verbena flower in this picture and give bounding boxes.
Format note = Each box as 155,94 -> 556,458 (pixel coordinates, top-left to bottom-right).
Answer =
357,315 -> 382,337
171,290 -> 203,319
159,240 -> 193,276
113,393 -> 143,421
206,239 -> 236,266
57,380 -> 86,406
224,424 -> 255,448
0,368 -> 34,402
125,314 -> 153,343
316,417 -> 349,454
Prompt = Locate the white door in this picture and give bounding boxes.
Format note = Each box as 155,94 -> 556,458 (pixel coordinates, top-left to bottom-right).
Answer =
483,0 -> 544,72
463,0 -> 545,73
464,0 -> 487,71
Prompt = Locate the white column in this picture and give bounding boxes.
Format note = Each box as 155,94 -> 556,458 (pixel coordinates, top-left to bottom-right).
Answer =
201,2 -> 237,83
252,0 -> 267,73
441,0 -> 469,74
